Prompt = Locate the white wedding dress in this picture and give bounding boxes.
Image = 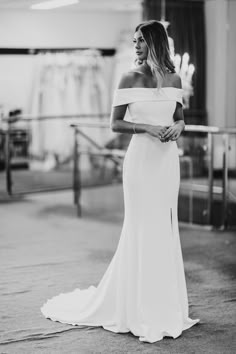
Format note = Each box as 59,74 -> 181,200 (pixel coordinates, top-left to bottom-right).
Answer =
41,87 -> 199,343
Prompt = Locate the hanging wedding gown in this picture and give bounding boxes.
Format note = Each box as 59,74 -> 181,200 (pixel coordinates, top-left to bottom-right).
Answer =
41,87 -> 199,343
29,51 -> 111,170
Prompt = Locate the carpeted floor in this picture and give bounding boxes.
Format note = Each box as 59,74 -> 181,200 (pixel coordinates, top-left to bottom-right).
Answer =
0,186 -> 235,353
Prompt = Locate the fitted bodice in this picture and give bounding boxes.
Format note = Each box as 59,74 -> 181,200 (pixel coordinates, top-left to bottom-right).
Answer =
112,87 -> 184,126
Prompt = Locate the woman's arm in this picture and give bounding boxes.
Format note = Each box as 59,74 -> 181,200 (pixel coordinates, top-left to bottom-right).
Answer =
162,75 -> 185,142
162,103 -> 185,142
110,72 -> 168,140
173,102 -> 185,130
110,72 -> 148,134
110,104 -> 148,134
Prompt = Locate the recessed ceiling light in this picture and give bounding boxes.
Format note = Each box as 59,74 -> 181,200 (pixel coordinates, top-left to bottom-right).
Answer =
31,0 -> 79,10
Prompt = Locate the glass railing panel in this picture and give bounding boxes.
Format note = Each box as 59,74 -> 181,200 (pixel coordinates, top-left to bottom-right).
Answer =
178,131 -> 210,226
225,134 -> 236,227
0,129 -> 6,197
6,118 -> 74,194
71,123 -> 128,188
2,115 -> 117,195
210,133 -> 236,229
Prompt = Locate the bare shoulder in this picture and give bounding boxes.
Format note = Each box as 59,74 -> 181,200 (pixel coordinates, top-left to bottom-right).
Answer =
118,70 -> 143,89
167,72 -> 182,89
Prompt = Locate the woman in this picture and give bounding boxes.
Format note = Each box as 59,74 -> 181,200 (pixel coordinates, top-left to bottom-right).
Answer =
41,20 -> 199,343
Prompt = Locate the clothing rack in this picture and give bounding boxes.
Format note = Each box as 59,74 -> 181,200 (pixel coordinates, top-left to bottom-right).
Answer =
0,48 -> 116,56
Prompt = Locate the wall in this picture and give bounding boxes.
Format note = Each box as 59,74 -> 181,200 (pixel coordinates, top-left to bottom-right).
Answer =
205,0 -> 227,128
205,0 -> 236,128
205,0 -> 236,168
0,10 -> 141,48
0,55 -> 35,113
226,0 -> 236,128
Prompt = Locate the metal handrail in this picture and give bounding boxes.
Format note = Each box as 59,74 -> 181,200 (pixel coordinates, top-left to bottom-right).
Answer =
2,113 -> 110,123
185,125 -> 236,134
2,114 -> 236,134
71,120 -> 236,134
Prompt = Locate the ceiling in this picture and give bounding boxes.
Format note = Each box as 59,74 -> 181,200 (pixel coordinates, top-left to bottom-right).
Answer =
0,0 -> 142,11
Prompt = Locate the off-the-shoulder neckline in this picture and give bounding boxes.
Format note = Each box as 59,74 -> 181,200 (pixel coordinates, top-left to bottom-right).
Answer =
117,87 -> 183,91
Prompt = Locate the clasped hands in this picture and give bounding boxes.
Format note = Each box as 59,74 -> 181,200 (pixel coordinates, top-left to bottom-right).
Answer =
146,122 -> 184,142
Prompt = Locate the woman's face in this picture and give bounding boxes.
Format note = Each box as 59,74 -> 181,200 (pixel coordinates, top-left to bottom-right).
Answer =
133,29 -> 148,61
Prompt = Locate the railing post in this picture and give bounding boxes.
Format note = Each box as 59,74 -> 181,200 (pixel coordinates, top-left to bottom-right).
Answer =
73,128 -> 82,217
222,133 -> 229,229
207,132 -> 214,225
5,121 -> 12,195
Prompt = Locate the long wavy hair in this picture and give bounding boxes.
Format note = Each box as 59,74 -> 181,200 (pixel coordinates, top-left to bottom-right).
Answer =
135,20 -> 175,88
